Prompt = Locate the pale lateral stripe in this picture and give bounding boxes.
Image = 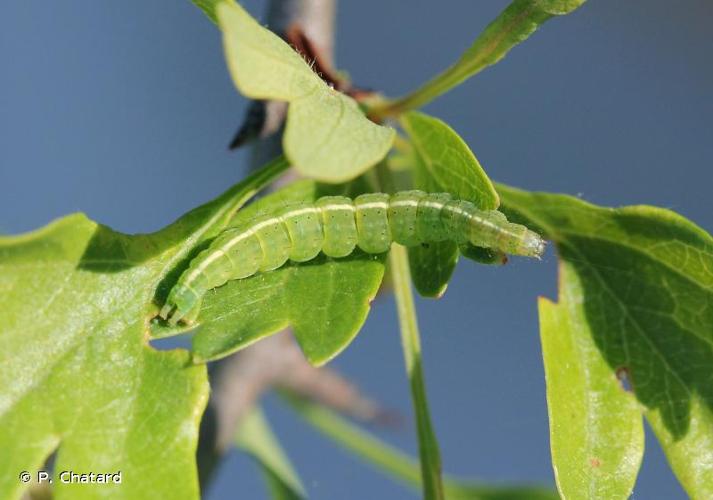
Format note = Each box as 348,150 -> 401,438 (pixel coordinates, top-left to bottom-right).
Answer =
400,198 -> 505,235
184,215 -> 287,284
185,203 -> 354,284
420,201 -> 448,211
183,196 -> 509,287
356,201 -> 389,210
439,203 -> 502,232
283,206 -> 319,218
319,203 -> 354,211
319,203 -> 355,212
389,200 -> 419,209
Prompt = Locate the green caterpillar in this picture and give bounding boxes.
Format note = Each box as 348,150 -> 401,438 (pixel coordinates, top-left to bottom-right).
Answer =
159,190 -> 545,325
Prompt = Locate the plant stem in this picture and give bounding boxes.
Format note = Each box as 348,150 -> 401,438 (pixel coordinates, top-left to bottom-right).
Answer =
283,391 -> 560,500
389,244 -> 445,500
283,391 -> 423,487
368,1 -> 554,119
374,160 -> 445,499
370,64 -> 468,119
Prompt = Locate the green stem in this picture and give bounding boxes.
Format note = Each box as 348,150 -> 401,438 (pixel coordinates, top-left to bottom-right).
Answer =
282,391 -> 422,488
370,63 -> 471,119
368,1 -> 560,119
282,392 -> 560,500
389,244 -> 445,500
374,160 -> 445,499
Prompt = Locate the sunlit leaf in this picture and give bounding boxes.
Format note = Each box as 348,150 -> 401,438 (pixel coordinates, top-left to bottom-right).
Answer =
499,184 -> 713,498
216,1 -> 394,182
0,156 -> 289,499
539,270 -> 643,498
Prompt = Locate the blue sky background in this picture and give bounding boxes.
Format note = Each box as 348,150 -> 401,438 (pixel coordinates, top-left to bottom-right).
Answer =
2,1 -> 711,498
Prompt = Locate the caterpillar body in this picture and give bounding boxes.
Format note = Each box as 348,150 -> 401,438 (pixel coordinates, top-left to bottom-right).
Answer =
160,190 -> 545,325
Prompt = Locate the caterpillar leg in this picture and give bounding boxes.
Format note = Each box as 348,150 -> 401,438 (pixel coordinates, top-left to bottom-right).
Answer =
173,300 -> 202,326
160,300 -> 201,327
159,303 -> 175,321
159,284 -> 202,326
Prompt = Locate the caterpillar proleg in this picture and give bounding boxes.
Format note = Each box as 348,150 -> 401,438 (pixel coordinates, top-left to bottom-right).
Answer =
159,190 -> 545,325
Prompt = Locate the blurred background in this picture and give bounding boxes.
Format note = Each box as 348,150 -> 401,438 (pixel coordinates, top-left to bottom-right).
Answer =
2,0 -> 711,498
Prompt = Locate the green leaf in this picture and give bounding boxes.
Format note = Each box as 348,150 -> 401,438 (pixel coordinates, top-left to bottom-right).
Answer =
235,407 -> 305,500
372,0 -> 587,117
0,156 -> 289,499
284,90 -> 395,183
283,392 -> 558,500
407,240 -> 460,299
539,272 -> 643,498
193,252 -> 384,366
216,1 -> 394,182
498,184 -> 713,498
401,112 -> 499,208
400,111 -> 501,297
191,0 -> 221,23
457,244 -> 507,266
190,181 -> 386,366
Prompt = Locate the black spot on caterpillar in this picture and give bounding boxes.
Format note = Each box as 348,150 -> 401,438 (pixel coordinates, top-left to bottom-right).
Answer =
159,190 -> 545,325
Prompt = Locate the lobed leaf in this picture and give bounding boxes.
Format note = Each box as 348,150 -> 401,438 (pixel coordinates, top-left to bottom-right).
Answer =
499,184 -> 713,498
400,112 -> 502,297
215,1 -> 394,182
193,252 -> 385,366
190,181 -> 386,366
0,156 -> 288,499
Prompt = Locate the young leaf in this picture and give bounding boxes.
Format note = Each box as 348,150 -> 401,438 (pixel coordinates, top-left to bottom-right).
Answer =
0,156 -> 289,499
284,90 -> 395,183
400,111 -> 501,297
372,0 -> 587,117
498,184 -> 713,498
235,407 -> 306,500
401,112 -> 499,208
215,1 -> 394,182
539,269 -> 643,498
189,181 -> 386,366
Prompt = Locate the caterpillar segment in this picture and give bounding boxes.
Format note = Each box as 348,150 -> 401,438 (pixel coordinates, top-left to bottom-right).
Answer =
159,190 -> 545,325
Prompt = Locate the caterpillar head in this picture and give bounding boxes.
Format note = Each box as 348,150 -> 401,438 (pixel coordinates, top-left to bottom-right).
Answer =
521,231 -> 547,259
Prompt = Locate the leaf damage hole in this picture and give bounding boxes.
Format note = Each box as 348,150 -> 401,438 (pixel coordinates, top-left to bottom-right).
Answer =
616,366 -> 633,392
